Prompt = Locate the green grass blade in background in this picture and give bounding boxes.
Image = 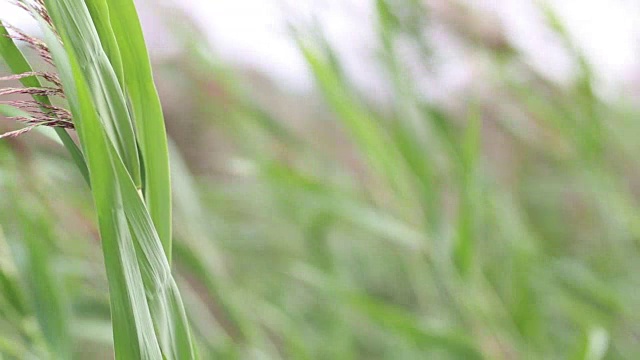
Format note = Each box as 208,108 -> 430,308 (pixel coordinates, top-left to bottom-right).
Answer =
349,294 -> 484,360
0,22 -> 89,184
0,151 -> 73,358
453,109 -> 482,277
106,0 -> 174,262
571,327 -> 609,360
300,43 -> 413,206
0,104 -> 29,118
170,143 -> 251,344
15,205 -> 72,359
0,226 -> 36,358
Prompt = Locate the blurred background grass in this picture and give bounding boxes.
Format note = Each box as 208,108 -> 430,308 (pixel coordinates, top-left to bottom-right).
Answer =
2,0 -> 640,358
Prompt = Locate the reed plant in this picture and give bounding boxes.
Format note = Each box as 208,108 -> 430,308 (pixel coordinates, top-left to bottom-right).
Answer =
0,0 -> 195,358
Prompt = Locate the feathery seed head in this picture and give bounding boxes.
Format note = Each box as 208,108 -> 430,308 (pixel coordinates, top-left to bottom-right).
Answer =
0,1 -> 72,139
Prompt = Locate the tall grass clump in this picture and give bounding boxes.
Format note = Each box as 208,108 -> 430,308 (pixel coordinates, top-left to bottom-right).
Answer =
0,0 -> 195,358
144,1 -> 640,358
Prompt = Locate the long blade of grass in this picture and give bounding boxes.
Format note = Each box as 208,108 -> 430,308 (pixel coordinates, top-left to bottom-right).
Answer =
40,18 -> 161,356
170,143 -> 250,343
105,0 -> 174,262
300,42 -> 413,205
42,0 -> 141,189
0,104 -> 29,118
453,109 -> 482,276
83,0 -> 125,86
349,294 -> 484,359
39,2 -> 196,357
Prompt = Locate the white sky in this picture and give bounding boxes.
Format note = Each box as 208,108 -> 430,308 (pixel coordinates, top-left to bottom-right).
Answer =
158,0 -> 640,96
1,0 -> 639,95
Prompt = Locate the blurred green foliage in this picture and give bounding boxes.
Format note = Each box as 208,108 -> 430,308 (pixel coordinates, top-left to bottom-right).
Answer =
2,0 -> 640,358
